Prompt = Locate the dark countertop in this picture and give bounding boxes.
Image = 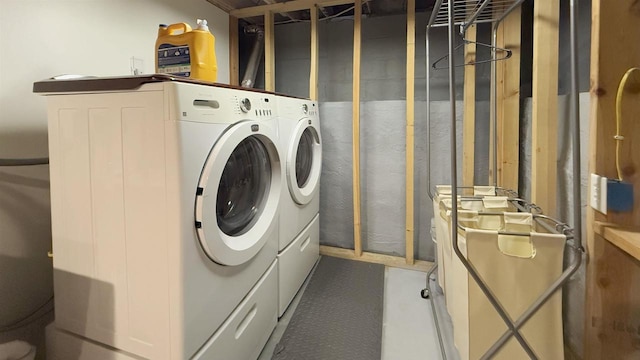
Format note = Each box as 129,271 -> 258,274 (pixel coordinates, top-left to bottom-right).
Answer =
33,74 -> 303,99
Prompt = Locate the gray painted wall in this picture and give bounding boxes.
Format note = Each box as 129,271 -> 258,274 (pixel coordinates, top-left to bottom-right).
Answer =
269,12 -> 470,101
319,100 -> 475,260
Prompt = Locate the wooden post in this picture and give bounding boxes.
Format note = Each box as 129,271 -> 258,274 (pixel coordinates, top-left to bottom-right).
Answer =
463,25 -> 476,187
229,16 -> 239,86
352,0 -> 362,257
310,5 -> 319,100
586,0 -> 640,358
496,8 -> 521,190
405,0 -> 415,265
264,11 -> 275,91
531,0 -> 559,216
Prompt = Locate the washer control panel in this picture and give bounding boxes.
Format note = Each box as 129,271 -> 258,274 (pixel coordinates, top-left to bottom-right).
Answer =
239,98 -> 252,113
169,83 -> 275,123
234,96 -> 274,118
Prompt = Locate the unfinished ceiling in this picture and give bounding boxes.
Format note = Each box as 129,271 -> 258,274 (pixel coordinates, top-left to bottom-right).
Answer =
207,0 -> 436,24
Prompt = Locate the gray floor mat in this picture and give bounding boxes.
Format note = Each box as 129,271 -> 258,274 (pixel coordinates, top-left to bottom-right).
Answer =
272,256 -> 385,360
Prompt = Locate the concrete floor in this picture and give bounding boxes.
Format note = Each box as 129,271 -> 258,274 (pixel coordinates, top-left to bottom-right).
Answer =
259,259 -> 449,360
382,267 -> 441,360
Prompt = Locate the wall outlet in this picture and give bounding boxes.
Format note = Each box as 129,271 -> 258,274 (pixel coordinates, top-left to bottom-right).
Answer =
600,176 -> 608,214
590,173 -> 608,214
130,57 -> 144,75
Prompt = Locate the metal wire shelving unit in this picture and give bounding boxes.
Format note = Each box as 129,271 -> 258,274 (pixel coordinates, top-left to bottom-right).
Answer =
422,0 -> 585,359
427,0 -> 524,31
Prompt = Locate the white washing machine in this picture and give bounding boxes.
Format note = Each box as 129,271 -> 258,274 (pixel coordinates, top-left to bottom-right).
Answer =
275,96 -> 322,316
36,77 -> 281,360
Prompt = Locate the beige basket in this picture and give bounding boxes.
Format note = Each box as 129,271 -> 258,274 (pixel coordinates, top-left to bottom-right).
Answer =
432,185 -> 512,316
447,212 -> 565,360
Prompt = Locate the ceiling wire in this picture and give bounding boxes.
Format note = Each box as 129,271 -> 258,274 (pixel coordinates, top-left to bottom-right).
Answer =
364,0 -> 372,15
273,0 -> 373,25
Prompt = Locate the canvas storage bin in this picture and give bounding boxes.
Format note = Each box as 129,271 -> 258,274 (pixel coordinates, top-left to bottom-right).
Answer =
432,185 -> 512,314
447,212 -> 565,360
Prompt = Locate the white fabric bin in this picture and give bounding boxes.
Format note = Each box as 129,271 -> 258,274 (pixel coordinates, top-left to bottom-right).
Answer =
447,212 -> 565,360
432,185 -> 511,313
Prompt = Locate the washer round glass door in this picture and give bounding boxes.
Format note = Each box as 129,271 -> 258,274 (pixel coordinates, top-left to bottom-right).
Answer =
287,118 -> 322,205
216,136 -> 270,235
195,121 -> 281,266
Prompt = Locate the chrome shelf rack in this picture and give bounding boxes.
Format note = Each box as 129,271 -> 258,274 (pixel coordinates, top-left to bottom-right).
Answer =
427,0 -> 523,32
422,0 -> 585,359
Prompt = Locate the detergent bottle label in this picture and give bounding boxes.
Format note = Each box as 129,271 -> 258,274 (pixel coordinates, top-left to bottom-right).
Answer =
157,43 -> 191,77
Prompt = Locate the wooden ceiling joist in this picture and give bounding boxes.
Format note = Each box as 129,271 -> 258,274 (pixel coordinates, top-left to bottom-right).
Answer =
230,0 -> 355,18
206,0 -> 237,13
261,0 -> 300,21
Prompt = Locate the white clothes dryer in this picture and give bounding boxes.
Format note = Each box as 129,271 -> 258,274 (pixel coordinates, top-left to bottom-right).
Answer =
37,77 -> 281,360
275,96 -> 322,316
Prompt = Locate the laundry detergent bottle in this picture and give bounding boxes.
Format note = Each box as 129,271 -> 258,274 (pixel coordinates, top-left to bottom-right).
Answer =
155,19 -> 218,82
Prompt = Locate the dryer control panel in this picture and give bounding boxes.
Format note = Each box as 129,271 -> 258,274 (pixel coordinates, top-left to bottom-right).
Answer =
277,98 -> 319,120
302,102 -> 319,118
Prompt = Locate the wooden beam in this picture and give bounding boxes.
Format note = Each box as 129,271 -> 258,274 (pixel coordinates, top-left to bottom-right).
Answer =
531,0 -> 559,217
586,0 -> 640,358
320,246 -> 434,272
496,8 -> 521,190
229,16 -> 239,86
264,11 -> 275,92
206,0 -> 235,13
488,1 -> 500,186
309,5 -> 319,100
594,222 -> 640,262
405,0 -> 415,265
462,25 -> 476,187
588,4 -> 640,229
231,0 -> 354,19
585,0 -> 604,355
352,0 -> 362,257
584,233 -> 640,359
